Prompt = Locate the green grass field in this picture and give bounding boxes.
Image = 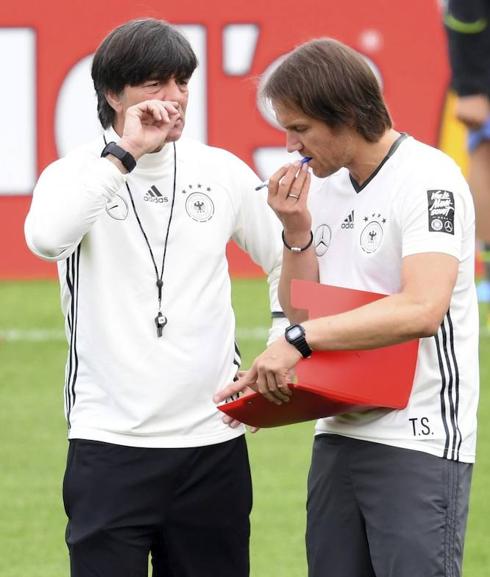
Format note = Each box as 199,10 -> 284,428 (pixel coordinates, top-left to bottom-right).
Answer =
0,278 -> 488,576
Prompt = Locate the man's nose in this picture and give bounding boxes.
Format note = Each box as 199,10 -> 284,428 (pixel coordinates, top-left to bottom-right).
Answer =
160,78 -> 185,102
286,133 -> 302,153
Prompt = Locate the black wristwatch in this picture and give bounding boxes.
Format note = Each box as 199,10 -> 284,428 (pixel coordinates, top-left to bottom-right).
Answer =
101,142 -> 137,173
285,324 -> 312,358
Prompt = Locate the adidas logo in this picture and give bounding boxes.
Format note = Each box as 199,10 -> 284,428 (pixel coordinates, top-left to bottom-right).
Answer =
144,185 -> 169,203
341,210 -> 354,229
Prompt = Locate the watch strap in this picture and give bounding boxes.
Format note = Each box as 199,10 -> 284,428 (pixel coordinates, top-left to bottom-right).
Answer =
285,324 -> 313,358
101,142 -> 137,173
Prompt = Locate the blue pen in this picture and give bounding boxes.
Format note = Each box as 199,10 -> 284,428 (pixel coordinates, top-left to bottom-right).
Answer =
255,156 -> 312,191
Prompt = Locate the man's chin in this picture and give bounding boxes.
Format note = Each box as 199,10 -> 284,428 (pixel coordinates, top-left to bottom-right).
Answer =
165,126 -> 185,143
150,128 -> 185,152
312,166 -> 335,179
311,167 -> 324,178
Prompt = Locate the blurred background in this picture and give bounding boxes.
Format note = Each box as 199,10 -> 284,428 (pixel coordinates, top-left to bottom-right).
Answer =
1,1 -> 488,576
0,0 -> 468,279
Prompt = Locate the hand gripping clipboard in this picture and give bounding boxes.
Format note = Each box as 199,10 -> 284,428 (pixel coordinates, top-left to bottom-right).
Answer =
218,279 -> 419,428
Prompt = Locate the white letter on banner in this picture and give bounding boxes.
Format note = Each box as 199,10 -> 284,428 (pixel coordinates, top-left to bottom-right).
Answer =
223,24 -> 259,76
0,28 -> 36,195
55,54 -> 101,157
176,25 -> 207,144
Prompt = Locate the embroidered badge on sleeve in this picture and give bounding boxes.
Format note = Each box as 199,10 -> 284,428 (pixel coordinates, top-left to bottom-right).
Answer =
427,190 -> 455,235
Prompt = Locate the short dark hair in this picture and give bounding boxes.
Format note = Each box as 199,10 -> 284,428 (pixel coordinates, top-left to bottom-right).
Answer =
261,38 -> 392,142
91,18 -> 198,128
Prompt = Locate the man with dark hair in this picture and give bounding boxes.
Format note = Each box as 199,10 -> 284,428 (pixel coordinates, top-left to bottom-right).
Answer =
216,38 -> 479,577
25,17 -> 285,577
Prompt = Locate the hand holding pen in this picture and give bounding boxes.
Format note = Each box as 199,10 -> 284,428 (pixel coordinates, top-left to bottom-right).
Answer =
266,158 -> 313,246
255,156 -> 312,191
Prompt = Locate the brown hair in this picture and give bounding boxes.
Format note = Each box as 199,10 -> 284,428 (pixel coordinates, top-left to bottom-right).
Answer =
261,38 -> 392,142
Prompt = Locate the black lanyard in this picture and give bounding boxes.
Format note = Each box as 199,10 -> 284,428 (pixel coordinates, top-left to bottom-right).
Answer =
125,142 -> 177,337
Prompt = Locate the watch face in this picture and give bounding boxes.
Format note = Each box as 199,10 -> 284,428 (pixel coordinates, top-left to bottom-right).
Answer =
287,326 -> 303,340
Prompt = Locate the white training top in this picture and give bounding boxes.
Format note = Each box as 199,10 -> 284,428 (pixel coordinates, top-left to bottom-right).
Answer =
309,135 -> 479,463
25,129 -> 285,448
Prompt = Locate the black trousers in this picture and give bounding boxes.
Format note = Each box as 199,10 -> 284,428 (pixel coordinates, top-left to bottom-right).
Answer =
63,436 -> 252,577
307,434 -> 473,577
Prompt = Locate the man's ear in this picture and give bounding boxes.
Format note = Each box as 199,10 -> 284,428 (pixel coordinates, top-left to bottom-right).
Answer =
105,90 -> 122,114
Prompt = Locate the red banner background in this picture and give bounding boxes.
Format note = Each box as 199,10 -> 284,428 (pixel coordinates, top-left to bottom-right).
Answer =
0,0 -> 449,278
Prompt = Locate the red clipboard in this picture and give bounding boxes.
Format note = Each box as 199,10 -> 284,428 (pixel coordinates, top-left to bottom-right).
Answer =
218,280 -> 419,428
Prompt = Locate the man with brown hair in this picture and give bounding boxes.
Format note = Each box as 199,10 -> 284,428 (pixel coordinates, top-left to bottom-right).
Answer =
216,38 -> 479,577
